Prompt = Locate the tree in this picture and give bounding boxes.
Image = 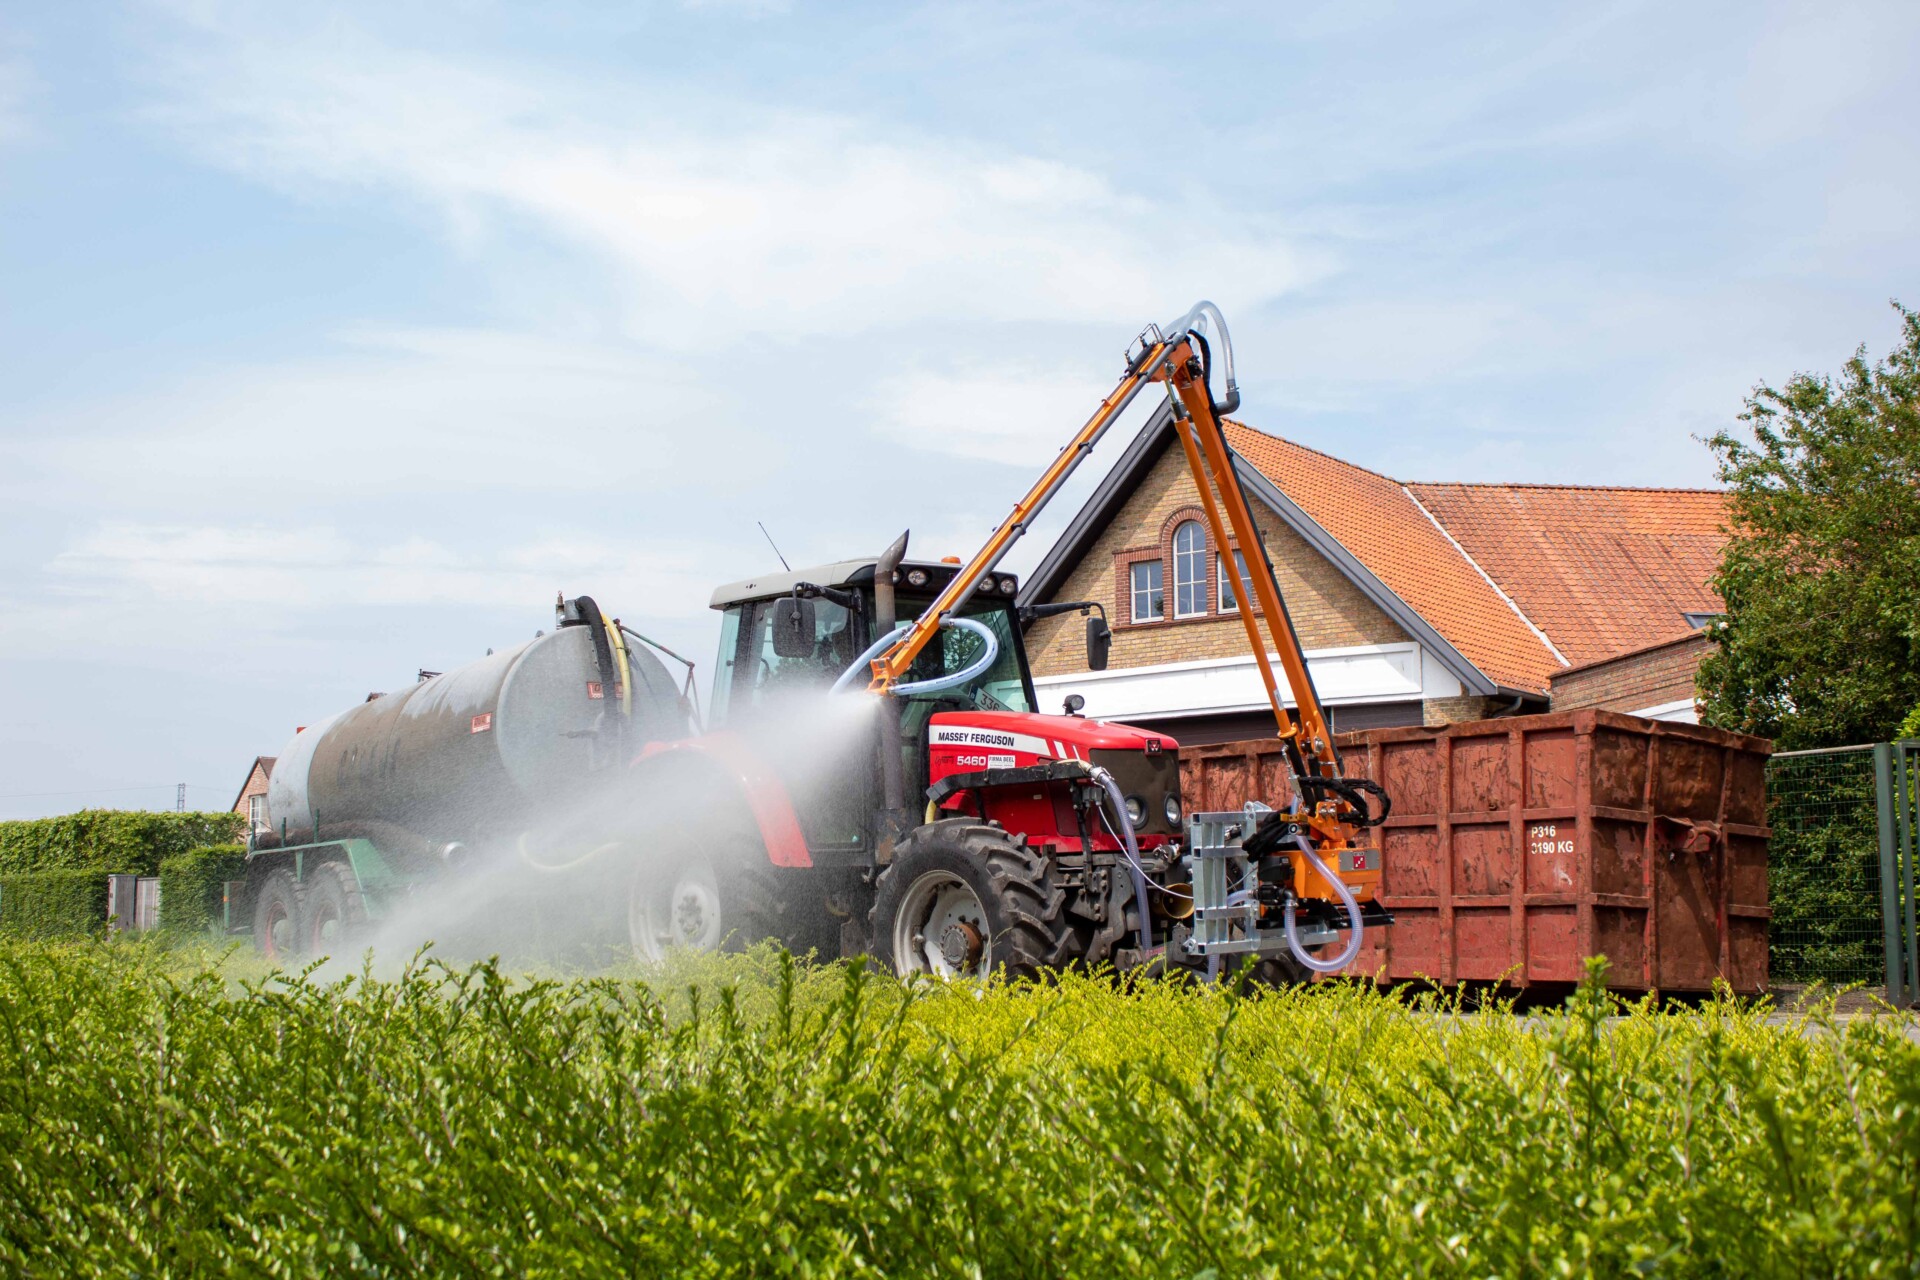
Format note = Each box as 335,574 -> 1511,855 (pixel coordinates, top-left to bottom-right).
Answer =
1697,305 -> 1920,749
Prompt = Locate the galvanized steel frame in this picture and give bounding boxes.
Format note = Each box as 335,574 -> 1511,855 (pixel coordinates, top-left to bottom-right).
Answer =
1873,741 -> 1920,1005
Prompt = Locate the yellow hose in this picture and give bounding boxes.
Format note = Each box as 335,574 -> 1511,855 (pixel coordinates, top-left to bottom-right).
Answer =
604,617 -> 633,716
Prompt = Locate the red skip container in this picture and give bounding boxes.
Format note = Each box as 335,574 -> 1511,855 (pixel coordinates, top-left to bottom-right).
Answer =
1180,710 -> 1772,993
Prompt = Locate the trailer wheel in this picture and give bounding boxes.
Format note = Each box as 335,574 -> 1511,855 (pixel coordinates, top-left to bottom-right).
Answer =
304,862 -> 367,958
871,821 -> 1083,981
252,869 -> 305,963
626,849 -> 782,962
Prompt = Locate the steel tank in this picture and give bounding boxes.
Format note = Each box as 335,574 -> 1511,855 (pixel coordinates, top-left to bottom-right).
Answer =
265,615 -> 689,861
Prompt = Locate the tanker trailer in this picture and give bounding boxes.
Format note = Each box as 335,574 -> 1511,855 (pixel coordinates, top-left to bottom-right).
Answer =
241,595 -> 693,959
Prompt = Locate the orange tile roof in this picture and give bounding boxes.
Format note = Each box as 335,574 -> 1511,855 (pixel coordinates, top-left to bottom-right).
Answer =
1220,422 -> 1728,694
1406,483 -> 1727,666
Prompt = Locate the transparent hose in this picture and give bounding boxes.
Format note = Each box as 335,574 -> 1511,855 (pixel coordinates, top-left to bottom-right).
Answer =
1283,832 -> 1365,973
830,624 -> 908,694
830,617 -> 999,697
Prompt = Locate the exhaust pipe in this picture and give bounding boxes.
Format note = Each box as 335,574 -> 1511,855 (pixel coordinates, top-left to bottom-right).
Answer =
873,529 -> 911,859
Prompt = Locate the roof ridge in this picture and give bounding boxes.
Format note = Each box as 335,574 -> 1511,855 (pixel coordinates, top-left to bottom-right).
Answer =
1401,484 -> 1570,669
1222,418 -> 1405,486
1408,479 -> 1726,495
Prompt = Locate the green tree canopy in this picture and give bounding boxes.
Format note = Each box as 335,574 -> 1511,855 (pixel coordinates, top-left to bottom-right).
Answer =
1698,305 -> 1920,748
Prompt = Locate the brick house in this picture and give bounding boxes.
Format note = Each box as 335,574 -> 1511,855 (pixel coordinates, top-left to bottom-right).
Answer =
1018,407 -> 1728,744
231,756 -> 275,837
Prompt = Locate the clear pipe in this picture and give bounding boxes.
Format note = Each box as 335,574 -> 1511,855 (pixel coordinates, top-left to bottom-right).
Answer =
1283,832 -> 1365,973
829,617 -> 999,697
831,624 -> 907,694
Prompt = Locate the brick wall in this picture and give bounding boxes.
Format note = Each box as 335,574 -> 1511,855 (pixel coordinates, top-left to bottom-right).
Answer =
1549,632 -> 1708,714
1423,695 -> 1503,726
233,759 -> 271,832
1027,440 -> 1408,675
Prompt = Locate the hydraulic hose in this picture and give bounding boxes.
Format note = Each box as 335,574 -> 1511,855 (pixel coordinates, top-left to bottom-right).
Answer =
1283,832 -> 1365,973
1088,765 -> 1155,960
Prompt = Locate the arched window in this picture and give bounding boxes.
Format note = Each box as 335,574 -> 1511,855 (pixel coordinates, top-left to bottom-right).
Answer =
1172,520 -> 1206,618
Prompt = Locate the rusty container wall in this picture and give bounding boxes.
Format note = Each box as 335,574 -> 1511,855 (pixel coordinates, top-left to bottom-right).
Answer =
1178,710 -> 1772,993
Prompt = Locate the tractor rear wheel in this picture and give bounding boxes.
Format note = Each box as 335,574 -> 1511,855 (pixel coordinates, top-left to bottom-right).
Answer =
252,869 -> 305,963
871,821 -> 1084,981
303,861 -> 367,959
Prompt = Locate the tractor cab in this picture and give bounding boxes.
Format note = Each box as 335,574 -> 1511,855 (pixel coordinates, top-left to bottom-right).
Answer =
707,556 -> 1035,725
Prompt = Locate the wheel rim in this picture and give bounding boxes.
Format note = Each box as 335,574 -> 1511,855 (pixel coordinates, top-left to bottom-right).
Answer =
310,902 -> 341,950
628,854 -> 724,961
262,899 -> 295,960
891,870 -> 991,979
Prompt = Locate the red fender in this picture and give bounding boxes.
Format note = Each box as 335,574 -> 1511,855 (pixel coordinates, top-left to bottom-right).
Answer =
633,732 -> 813,868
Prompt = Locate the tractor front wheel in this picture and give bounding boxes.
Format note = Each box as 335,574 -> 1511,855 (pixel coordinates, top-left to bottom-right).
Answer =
871,821 -> 1083,981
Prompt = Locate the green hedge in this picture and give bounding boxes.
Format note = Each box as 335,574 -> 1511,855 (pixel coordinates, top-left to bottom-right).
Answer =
0,870 -> 106,940
0,810 -> 244,877
158,845 -> 247,938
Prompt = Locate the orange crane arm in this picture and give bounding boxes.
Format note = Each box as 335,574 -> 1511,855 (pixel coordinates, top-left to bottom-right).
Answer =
867,303 -> 1353,827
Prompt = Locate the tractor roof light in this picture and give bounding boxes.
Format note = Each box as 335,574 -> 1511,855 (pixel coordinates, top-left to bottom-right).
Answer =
905,569 -> 928,587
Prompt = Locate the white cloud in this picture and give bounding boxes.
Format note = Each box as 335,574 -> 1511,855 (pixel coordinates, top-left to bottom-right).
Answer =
45,521 -> 720,618
866,361 -> 1134,467
143,10 -> 1312,344
8,327 -> 733,509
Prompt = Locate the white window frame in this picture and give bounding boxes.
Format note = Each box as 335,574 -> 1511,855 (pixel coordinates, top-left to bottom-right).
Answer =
247,793 -> 266,832
1130,559 -> 1164,623
1219,549 -> 1250,612
1171,521 -> 1206,619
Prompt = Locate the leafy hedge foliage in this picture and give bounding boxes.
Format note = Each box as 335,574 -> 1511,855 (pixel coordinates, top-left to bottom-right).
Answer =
0,871 -> 104,939
0,809 -> 244,877
157,844 -> 247,938
0,944 -> 1915,1276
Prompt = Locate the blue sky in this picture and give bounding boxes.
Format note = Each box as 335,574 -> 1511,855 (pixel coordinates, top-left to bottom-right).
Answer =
2,1 -> 1916,817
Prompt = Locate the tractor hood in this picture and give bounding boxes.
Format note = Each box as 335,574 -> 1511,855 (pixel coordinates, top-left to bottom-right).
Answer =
927,710 -> 1178,763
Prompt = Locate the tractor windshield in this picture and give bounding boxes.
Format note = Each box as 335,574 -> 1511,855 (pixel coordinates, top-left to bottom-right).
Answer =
896,598 -> 1032,714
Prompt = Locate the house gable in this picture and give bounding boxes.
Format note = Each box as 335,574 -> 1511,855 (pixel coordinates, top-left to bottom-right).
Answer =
1021,407 -> 1496,695
1024,429 -> 1411,677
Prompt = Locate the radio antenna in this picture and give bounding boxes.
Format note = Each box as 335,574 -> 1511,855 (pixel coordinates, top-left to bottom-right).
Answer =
757,521 -> 791,571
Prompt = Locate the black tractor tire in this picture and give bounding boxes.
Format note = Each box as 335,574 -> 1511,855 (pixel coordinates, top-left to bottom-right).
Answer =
303,861 -> 368,959
870,821 -> 1086,981
252,869 -> 306,963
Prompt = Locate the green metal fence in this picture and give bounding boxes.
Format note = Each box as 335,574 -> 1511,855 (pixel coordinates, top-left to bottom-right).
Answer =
1766,742 -> 1919,1002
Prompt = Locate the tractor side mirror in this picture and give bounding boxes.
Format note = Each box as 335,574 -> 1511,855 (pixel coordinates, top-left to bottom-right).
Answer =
770,596 -> 817,659
1085,613 -> 1112,671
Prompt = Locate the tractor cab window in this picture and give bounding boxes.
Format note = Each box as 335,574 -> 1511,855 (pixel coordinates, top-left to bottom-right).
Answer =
735,595 -> 861,713
896,601 -> 1032,714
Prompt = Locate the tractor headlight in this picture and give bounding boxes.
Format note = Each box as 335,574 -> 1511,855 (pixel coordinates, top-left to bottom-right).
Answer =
1123,795 -> 1146,828
905,568 -> 928,587
998,577 -> 1018,595
1163,794 -> 1182,827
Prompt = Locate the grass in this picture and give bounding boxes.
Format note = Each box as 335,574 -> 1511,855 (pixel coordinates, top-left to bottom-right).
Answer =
0,940 -> 1916,1277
